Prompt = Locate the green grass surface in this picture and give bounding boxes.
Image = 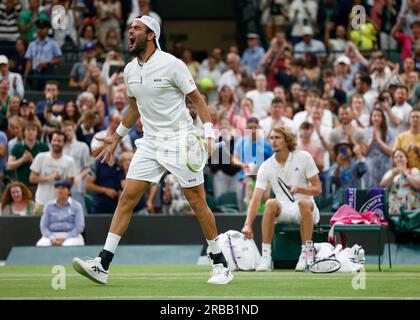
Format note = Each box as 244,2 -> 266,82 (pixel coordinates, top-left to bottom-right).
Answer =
0,265 -> 419,300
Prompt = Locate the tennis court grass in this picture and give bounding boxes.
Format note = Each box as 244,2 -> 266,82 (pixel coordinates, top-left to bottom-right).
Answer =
1,265 -> 419,300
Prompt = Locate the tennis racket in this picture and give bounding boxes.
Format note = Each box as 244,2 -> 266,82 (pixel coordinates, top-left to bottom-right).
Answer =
181,132 -> 225,173
309,258 -> 341,273
276,176 -> 295,202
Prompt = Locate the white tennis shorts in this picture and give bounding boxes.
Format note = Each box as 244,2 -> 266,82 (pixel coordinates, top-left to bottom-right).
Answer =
126,136 -> 204,188
274,199 -> 320,225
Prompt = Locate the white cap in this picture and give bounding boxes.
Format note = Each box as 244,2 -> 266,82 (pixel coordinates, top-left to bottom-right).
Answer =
134,15 -> 161,50
302,26 -> 314,36
335,55 -> 351,66
0,55 -> 8,65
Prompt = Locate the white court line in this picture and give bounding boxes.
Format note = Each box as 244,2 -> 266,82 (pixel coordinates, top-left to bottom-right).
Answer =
0,296 -> 419,300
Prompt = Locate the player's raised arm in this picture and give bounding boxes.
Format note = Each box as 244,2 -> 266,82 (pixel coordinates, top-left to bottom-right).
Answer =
241,188 -> 265,239
187,89 -> 216,157
94,96 -> 140,163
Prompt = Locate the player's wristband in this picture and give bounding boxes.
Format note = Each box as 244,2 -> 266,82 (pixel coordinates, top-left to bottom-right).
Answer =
116,122 -> 130,137
203,122 -> 215,140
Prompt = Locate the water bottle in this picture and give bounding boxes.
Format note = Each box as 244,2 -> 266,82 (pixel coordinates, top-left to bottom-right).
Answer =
305,240 -> 314,272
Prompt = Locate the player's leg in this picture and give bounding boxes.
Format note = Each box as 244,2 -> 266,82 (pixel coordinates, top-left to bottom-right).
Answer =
72,179 -> 151,284
295,199 -> 316,271
182,184 -> 233,285
256,199 -> 281,272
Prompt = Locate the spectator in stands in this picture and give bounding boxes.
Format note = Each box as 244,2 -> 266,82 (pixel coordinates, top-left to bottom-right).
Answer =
219,53 -> 250,91
10,37 -> 28,76
24,19 -> 64,90
303,52 -> 321,85
370,53 -> 398,93
391,85 -> 413,134
325,25 -> 348,61
103,29 -> 122,52
127,0 -> 162,27
0,181 -> 35,216
107,91 -> 128,122
0,78 -> 11,115
35,81 -> 63,124
241,33 -> 265,75
19,98 -> 42,130
78,24 -> 97,51
232,117 -> 273,212
29,131 -> 76,214
96,0 -> 122,46
276,57 -> 311,91
228,97 -> 255,135
293,26 -> 327,59
69,43 -> 98,91
76,110 -> 97,149
330,142 -> 367,209
36,179 -> 85,246
62,121 -> 92,215
329,105 -> 367,160
294,87 -> 333,128
350,93 -> 370,128
8,120 -> 48,195
365,107 -> 395,188
333,55 -> 354,94
287,82 -> 302,113
91,111 -> 132,159
245,74 -> 274,119
380,148 -> 420,215
163,173 -> 192,216
208,117 -> 241,199
399,58 -> 416,87
322,69 -> 346,105
394,107 -> 420,169
288,0 -> 318,44
18,0 -> 48,43
197,56 -> 221,106
7,115 -> 25,152
200,47 -> 227,74
360,73 -> 378,113
0,55 -> 24,99
0,0 -> 21,58
182,48 -> 200,82
260,97 -> 297,137
371,0 -> 399,51
62,100 -> 81,124
86,156 -> 124,214
51,0 -> 79,51
297,122 -> 325,171
349,14 -> 378,50
345,42 -> 368,76
6,95 -> 20,119
216,85 -> 237,120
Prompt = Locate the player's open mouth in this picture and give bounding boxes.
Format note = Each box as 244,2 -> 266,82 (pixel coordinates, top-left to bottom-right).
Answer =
129,36 -> 136,48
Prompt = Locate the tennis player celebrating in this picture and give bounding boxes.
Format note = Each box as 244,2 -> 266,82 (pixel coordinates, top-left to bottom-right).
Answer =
241,125 -> 322,271
72,16 -> 233,285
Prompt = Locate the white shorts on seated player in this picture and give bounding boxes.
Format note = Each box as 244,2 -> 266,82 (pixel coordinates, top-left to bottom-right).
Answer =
126,136 -> 204,188
271,199 -> 320,225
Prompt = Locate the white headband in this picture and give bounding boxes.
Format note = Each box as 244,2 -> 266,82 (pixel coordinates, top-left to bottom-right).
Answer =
134,16 -> 161,50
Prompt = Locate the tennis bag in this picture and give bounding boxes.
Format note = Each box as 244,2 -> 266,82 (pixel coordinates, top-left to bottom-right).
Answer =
309,242 -> 365,273
207,230 -> 261,271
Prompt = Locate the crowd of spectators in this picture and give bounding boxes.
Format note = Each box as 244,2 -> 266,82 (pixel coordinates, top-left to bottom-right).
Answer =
0,0 -> 419,225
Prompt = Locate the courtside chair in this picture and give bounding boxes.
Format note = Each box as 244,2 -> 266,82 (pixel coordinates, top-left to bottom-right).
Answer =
334,188 -> 392,271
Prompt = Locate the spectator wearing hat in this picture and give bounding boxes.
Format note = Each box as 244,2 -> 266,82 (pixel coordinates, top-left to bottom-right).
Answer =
0,55 -> 24,99
36,179 -> 85,247
232,117 -> 273,212
288,0 -> 318,44
333,55 -> 353,93
24,19 -> 64,90
69,43 -> 98,91
18,0 -> 48,42
293,26 -> 327,59
241,33 -> 265,75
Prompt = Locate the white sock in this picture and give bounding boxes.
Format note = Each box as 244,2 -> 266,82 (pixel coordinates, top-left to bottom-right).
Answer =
262,243 -> 272,257
207,236 -> 221,254
103,232 -> 121,254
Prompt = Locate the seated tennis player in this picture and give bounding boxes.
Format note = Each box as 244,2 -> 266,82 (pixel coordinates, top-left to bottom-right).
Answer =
241,125 -> 322,271
72,16 -> 233,285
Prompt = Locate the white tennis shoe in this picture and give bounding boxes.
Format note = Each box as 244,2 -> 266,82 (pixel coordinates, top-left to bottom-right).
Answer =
256,255 -> 272,272
295,251 -> 306,271
72,257 -> 108,284
207,263 -> 233,285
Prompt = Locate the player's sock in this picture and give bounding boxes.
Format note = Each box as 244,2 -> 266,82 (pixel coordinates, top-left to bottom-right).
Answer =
262,243 -> 272,257
209,252 -> 228,268
99,233 -> 121,270
207,236 -> 228,268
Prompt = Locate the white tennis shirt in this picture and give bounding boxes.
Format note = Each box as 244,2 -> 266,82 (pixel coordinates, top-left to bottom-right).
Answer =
124,50 -> 197,138
255,150 -> 319,202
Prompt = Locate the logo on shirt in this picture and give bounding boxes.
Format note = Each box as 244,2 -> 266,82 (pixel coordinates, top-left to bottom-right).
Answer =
188,178 -> 197,183
188,79 -> 194,85
294,167 -> 299,171
153,78 -> 162,82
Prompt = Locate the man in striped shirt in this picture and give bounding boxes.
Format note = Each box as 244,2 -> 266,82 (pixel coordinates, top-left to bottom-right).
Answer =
0,0 -> 21,58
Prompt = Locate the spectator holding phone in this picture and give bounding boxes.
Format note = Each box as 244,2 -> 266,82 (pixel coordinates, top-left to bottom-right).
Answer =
69,43 -> 98,91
